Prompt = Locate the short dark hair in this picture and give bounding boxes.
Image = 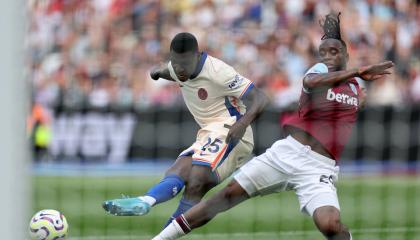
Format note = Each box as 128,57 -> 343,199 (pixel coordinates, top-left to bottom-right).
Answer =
319,12 -> 347,47
170,32 -> 198,53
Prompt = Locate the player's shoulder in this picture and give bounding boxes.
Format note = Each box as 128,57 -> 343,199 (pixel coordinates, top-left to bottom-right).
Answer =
201,54 -> 237,86
205,55 -> 235,75
305,62 -> 329,75
353,77 -> 363,86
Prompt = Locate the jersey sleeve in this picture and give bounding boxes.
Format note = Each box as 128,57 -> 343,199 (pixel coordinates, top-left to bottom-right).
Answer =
355,77 -> 366,89
303,63 -> 329,93
218,65 -> 254,99
304,63 -> 329,76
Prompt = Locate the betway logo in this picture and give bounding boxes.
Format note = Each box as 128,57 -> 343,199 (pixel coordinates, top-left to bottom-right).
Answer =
326,89 -> 358,106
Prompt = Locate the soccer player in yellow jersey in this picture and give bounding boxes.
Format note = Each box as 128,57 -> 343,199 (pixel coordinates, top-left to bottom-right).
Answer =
103,32 -> 269,227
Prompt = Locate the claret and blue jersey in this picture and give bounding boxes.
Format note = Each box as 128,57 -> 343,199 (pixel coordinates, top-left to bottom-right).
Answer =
282,62 -> 361,160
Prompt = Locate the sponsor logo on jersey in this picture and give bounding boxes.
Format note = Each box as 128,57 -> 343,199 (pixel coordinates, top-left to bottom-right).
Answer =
198,88 -> 208,100
228,74 -> 244,89
326,88 -> 358,106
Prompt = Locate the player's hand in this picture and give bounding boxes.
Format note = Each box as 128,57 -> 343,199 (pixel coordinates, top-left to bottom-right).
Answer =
358,61 -> 394,81
226,121 -> 247,144
150,67 -> 161,80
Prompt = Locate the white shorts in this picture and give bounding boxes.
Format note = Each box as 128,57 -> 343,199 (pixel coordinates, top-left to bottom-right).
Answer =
234,135 -> 340,216
179,129 -> 253,182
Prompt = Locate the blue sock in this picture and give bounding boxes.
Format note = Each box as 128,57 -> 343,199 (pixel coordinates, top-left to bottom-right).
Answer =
146,174 -> 184,204
163,198 -> 195,228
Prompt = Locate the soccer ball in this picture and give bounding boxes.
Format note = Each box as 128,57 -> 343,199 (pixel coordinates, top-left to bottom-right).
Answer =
29,209 -> 68,240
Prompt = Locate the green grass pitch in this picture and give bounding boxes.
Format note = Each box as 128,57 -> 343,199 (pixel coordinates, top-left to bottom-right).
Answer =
33,175 -> 420,240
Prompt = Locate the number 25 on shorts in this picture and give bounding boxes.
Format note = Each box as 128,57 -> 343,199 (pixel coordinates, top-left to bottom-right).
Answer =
202,137 -> 223,153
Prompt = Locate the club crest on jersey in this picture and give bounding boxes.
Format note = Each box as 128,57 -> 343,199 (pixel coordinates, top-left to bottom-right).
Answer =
326,88 -> 358,106
198,88 -> 208,100
349,83 -> 358,95
228,74 -> 244,89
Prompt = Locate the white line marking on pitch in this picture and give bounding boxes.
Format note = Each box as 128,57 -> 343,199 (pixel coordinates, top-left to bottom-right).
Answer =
67,227 -> 420,239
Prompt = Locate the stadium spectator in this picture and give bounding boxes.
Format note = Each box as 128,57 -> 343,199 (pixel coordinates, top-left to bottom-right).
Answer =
28,0 -> 420,110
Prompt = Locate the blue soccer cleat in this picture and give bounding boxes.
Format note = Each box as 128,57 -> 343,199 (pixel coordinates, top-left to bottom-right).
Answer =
102,196 -> 151,216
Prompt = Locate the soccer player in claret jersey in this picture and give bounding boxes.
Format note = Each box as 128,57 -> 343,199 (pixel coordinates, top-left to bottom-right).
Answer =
102,32 -> 269,227
152,13 -> 394,240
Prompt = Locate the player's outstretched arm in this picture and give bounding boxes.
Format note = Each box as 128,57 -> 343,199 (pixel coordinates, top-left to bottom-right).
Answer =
303,61 -> 394,90
150,65 -> 175,81
226,87 -> 270,143
357,61 -> 394,81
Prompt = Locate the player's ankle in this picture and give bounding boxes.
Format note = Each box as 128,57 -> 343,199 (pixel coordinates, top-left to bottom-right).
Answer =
175,214 -> 191,234
153,215 -> 189,240
138,196 -> 156,206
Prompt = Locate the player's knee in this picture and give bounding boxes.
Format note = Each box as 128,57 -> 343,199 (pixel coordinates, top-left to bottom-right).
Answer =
314,207 -> 344,238
185,179 -> 205,195
316,214 -> 343,238
319,218 -> 342,237
221,181 -> 247,207
184,176 -> 213,200
223,183 -> 236,202
184,166 -> 217,199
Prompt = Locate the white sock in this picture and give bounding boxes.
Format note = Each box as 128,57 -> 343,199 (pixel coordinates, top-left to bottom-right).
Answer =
349,231 -> 352,240
138,196 -> 156,206
151,219 -> 186,240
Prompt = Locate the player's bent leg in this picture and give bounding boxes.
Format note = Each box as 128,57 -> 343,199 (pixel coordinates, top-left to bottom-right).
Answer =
163,165 -> 218,227
162,139 -> 253,227
102,156 -> 192,216
185,179 -> 249,228
183,165 -> 218,202
146,156 -> 192,204
152,180 -> 249,240
153,142 -> 289,239
313,206 -> 351,240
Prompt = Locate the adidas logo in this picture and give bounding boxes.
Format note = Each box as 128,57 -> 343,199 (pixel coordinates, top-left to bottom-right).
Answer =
326,88 -> 358,106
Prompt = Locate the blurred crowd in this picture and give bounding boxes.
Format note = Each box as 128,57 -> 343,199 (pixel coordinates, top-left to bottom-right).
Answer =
28,0 -> 420,111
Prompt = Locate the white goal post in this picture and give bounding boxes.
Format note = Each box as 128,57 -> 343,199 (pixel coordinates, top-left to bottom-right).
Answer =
0,0 -> 29,239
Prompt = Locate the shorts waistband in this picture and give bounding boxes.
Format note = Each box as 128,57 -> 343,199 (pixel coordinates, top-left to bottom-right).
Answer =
286,135 -> 336,166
